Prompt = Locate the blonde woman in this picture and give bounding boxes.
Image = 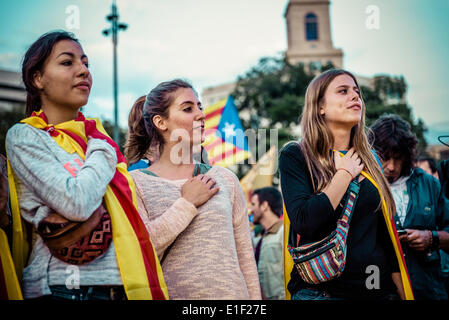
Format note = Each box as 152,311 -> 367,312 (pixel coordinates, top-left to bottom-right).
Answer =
279,69 -> 413,300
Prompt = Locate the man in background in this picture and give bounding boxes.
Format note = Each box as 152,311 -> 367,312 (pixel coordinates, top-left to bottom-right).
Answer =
250,187 -> 285,300
417,156 -> 439,180
370,114 -> 449,300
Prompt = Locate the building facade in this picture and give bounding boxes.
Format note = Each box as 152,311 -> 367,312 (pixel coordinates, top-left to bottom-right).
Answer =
284,0 -> 343,70
0,69 -> 26,111
202,0 -> 344,106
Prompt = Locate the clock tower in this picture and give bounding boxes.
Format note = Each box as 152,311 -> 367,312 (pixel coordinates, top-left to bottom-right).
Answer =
285,0 -> 343,69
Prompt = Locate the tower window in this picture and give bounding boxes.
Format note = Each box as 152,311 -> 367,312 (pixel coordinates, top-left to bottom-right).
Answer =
305,13 -> 318,41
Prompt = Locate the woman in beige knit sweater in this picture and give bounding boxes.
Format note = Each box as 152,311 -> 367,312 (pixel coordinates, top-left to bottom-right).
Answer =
125,79 -> 261,300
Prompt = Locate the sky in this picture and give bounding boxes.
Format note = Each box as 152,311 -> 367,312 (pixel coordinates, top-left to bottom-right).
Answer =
0,0 -> 448,144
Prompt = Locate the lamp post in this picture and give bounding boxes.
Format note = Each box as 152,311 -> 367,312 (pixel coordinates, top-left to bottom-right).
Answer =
102,0 -> 127,144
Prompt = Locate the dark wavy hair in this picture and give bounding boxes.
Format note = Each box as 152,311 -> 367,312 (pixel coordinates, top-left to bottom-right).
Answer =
252,187 -> 283,217
418,155 -> 437,174
22,30 -> 80,117
369,114 -> 418,177
124,79 -> 195,166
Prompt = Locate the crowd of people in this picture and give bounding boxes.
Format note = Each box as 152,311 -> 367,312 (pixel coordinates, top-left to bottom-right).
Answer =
1,30 -> 448,301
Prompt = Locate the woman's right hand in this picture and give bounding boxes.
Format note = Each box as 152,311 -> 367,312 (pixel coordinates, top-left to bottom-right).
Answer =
334,147 -> 364,179
181,174 -> 219,207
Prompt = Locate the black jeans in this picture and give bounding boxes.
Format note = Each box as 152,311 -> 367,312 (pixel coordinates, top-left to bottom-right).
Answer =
45,285 -> 126,301
291,288 -> 343,300
291,287 -> 400,300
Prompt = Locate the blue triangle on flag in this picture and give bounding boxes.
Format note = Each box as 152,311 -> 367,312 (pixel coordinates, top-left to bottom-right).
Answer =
216,95 -> 249,152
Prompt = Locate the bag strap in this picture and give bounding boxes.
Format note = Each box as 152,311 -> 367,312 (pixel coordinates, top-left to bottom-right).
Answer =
288,177 -> 361,247
339,176 -> 361,225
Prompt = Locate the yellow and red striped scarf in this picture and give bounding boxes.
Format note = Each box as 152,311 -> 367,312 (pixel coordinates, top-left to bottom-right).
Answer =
8,110 -> 168,300
282,170 -> 415,300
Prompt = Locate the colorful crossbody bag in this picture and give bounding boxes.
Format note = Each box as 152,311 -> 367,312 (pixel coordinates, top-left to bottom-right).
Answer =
287,177 -> 360,284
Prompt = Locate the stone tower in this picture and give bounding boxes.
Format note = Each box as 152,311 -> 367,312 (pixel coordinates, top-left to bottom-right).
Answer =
284,0 -> 343,69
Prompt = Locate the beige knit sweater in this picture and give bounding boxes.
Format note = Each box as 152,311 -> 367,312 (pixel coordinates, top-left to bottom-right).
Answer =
130,166 -> 261,300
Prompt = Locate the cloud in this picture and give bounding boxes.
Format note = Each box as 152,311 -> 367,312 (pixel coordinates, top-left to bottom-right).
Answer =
87,91 -> 140,127
108,0 -> 286,89
2,0 -> 448,131
78,0 -> 288,124
331,0 -> 449,126
0,52 -> 21,70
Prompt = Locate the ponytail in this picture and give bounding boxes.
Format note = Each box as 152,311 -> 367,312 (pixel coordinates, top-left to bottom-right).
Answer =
124,96 -> 150,165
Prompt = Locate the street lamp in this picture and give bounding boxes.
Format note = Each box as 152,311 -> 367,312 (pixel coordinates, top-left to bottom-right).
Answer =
102,0 -> 127,144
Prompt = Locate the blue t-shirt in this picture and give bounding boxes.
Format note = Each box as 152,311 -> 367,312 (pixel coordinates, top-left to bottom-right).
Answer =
128,159 -> 150,171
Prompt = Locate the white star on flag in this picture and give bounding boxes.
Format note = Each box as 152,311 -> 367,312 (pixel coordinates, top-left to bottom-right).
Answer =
223,122 -> 236,139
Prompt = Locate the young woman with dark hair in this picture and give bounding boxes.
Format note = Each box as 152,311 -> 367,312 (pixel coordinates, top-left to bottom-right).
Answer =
126,79 -> 261,299
6,30 -> 168,300
21,31 -> 80,117
279,69 -> 414,300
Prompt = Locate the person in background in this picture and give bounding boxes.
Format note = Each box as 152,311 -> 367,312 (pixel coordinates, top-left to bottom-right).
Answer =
370,114 -> 449,300
438,158 -> 449,295
250,187 -> 285,300
0,154 -> 10,232
419,154 -> 449,295
0,153 -> 22,300
417,155 -> 439,180
125,79 -> 261,300
439,159 -> 449,199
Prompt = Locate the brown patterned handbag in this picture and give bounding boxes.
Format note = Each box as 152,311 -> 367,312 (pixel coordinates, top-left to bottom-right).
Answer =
37,204 -> 113,265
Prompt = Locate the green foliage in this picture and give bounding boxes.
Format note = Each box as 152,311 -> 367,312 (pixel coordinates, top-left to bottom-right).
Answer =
362,82 -> 427,153
101,119 -> 127,153
373,75 -> 407,101
233,56 -> 314,147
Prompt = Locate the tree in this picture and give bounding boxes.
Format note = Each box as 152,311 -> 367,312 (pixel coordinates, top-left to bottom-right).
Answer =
232,54 -> 427,180
231,56 -> 313,179
101,119 -> 127,154
361,76 -> 427,153
234,56 -> 313,130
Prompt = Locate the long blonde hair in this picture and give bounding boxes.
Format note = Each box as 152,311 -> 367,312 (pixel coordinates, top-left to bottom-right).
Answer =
299,69 -> 396,218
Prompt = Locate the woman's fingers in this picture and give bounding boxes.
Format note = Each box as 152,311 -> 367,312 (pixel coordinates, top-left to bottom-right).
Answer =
344,147 -> 355,159
210,186 -> 219,195
206,177 -> 216,187
193,174 -> 217,190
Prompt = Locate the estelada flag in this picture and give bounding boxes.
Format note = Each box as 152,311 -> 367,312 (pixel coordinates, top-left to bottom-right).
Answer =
203,95 -> 252,167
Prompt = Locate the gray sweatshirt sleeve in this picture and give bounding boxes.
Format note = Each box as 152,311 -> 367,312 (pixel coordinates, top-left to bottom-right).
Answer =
6,124 -> 118,222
